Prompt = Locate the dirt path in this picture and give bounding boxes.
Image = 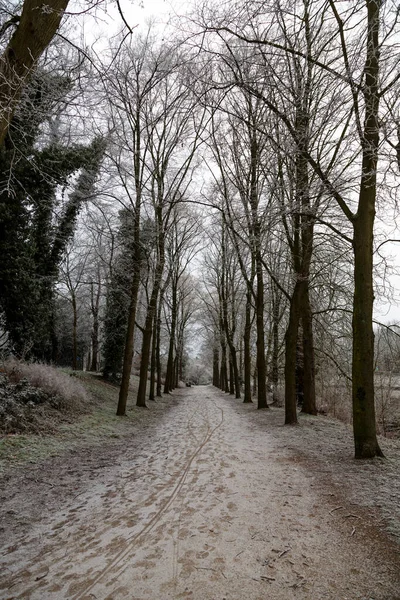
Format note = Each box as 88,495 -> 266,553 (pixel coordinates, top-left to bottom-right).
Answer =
1,385 -> 399,600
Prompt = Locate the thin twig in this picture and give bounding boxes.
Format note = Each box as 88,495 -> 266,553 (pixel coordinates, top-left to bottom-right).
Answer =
278,547 -> 291,558
35,567 -> 49,581
25,477 -> 54,488
195,566 -> 226,579
329,506 -> 343,515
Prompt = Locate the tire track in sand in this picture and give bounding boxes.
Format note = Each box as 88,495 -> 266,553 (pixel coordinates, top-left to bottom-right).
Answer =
72,397 -> 224,600
170,397 -> 223,594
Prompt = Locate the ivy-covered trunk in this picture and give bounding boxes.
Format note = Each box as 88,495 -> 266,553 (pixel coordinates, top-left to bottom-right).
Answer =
0,0 -> 70,147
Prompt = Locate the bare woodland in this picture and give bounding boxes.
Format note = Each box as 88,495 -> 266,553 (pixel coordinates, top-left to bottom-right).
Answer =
1,0 -> 400,471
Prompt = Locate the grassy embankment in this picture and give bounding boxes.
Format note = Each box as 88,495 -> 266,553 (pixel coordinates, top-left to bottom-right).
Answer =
0,369 -> 148,474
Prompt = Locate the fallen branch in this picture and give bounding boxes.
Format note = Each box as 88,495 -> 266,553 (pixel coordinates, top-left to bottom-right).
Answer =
329,506 -> 343,515
260,575 -> 276,582
278,547 -> 291,558
35,567 -> 49,581
195,566 -> 227,579
25,477 -> 54,488
290,579 -> 306,589
72,491 -> 86,500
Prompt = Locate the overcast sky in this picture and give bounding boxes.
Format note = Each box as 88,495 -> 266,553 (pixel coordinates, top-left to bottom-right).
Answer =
76,0 -> 186,45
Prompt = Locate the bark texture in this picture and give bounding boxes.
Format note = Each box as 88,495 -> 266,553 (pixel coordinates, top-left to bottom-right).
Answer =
351,0 -> 383,459
0,0 -> 69,146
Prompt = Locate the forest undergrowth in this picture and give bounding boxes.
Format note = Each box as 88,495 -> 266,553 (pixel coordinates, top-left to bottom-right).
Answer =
0,366 -> 143,469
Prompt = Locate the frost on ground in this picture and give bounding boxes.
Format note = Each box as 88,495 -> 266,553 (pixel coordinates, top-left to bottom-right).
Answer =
0,385 -> 399,600
0,361 -> 90,434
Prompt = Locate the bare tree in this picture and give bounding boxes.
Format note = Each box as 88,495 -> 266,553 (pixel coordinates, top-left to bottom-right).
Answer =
197,0 -> 400,457
134,49 -> 207,408
104,31 -> 170,415
164,206 -> 201,393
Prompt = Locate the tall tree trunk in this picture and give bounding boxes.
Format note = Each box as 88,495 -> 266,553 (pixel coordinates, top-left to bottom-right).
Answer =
149,310 -> 157,401
0,0 -> 70,147
352,219 -> 382,456
239,334 -> 243,383
255,254 -> 268,408
243,290 -> 253,403
117,103 -> 143,416
137,224 -> 165,408
229,358 -> 235,395
296,336 -> 304,407
220,338 -> 228,392
179,341 -> 184,382
351,0 -> 383,458
175,322 -> 184,387
71,293 -> 77,370
174,355 -> 179,388
156,289 -> 163,397
136,288 -> 158,407
164,284 -> 177,393
89,280 -> 101,373
116,265 -> 141,415
301,283 -> 317,414
231,350 -> 241,398
271,288 -> 280,404
222,281 -> 241,398
213,343 -> 220,387
90,315 -> 99,372
285,280 -> 301,424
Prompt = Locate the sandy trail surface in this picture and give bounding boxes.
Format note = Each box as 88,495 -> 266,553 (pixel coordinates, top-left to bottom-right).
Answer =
1,385 -> 399,600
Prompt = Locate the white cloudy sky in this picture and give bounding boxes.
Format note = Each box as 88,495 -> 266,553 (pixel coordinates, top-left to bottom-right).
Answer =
75,0 -> 187,44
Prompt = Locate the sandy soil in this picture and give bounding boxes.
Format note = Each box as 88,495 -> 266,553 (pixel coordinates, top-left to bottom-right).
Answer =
0,385 -> 399,600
